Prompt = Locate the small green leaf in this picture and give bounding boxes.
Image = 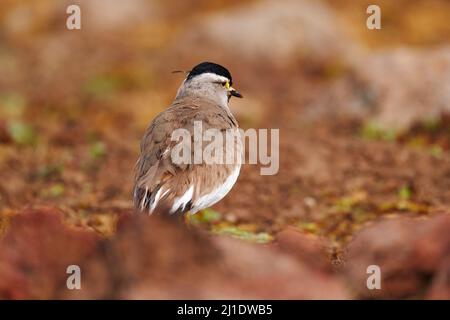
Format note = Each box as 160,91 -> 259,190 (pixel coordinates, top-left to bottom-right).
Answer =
430,145 -> 443,159
398,185 -> 412,200
361,121 -> 397,141
212,225 -> 273,243
300,222 -> 319,233
89,141 -> 107,160
191,208 -> 222,224
7,121 -> 37,145
42,184 -> 65,198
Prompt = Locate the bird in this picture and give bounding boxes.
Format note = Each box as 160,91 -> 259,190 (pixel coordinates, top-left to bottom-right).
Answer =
133,62 -> 243,217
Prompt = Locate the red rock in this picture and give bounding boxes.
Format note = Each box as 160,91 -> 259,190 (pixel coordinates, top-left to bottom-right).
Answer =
0,208 -> 106,299
275,227 -> 332,272
0,209 -> 350,299
343,214 -> 450,299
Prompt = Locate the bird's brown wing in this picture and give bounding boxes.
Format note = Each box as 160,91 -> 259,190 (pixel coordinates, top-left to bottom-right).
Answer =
133,97 -> 238,214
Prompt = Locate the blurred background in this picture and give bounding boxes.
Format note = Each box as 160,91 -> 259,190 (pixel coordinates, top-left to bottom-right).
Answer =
0,0 -> 450,299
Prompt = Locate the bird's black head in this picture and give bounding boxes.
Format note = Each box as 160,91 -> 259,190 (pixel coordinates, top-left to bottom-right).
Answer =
186,62 -> 233,86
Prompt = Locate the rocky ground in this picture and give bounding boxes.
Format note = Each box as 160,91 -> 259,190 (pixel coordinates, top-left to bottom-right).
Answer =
1,0 -> 450,299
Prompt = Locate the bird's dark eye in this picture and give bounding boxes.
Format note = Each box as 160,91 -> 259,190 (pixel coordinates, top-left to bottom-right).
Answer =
213,80 -> 230,89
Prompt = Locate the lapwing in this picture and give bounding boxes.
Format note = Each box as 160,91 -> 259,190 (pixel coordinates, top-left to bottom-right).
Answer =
133,62 -> 243,216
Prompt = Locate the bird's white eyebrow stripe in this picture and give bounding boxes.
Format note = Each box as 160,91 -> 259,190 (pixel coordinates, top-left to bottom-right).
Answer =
187,73 -> 230,84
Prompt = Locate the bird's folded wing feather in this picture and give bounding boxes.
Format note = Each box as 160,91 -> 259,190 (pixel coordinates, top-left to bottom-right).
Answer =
133,98 -> 238,213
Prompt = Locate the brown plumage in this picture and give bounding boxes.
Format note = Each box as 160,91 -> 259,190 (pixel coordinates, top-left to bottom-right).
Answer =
134,62 -> 243,216
134,96 -> 242,215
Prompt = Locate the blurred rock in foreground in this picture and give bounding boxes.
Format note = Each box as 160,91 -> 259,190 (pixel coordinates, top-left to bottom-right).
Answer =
0,208 -> 349,299
343,214 -> 450,299
0,208 -> 107,299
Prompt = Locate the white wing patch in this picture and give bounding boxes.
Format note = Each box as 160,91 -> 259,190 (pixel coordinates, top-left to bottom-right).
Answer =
140,187 -> 149,211
149,188 -> 170,213
191,166 -> 240,214
170,186 -> 194,214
